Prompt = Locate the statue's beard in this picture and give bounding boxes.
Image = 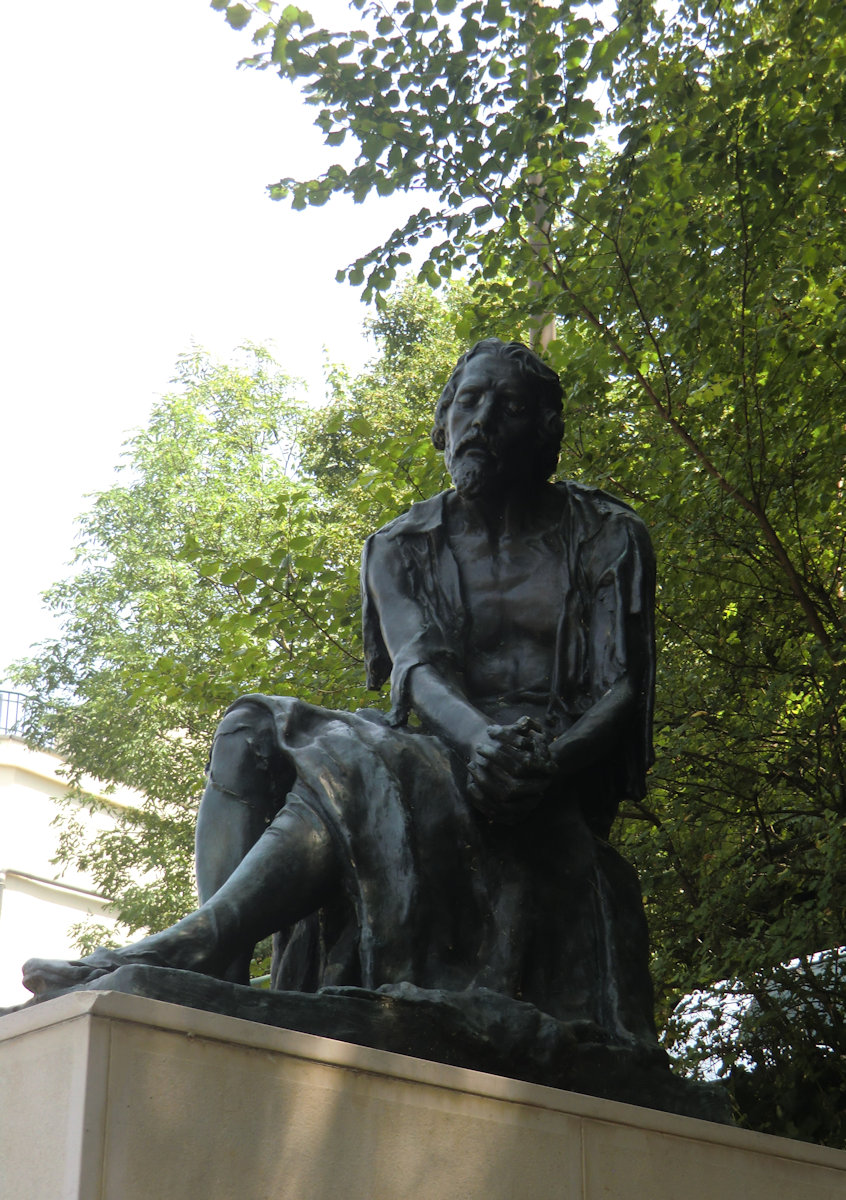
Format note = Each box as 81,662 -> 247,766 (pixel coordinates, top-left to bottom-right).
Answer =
447,448 -> 498,498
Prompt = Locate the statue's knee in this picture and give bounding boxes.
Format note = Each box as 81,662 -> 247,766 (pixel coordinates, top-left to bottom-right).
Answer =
214,701 -> 270,741
207,702 -> 278,794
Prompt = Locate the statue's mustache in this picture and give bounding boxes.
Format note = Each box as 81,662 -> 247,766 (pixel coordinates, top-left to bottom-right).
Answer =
454,435 -> 497,458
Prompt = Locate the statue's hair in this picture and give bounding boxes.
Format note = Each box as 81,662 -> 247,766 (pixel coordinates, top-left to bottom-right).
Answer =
432,339 -> 564,479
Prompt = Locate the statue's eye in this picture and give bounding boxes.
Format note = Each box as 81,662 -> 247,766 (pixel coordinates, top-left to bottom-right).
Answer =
456,388 -> 480,407
504,395 -> 527,415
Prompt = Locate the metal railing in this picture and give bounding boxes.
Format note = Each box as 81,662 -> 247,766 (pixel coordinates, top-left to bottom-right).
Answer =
0,690 -> 28,737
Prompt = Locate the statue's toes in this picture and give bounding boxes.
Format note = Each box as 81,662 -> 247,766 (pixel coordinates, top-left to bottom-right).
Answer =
21,956 -> 110,997
21,945 -> 173,997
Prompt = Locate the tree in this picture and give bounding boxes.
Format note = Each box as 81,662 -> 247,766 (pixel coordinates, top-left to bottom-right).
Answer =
13,291 -> 466,941
210,0 -> 845,1139
15,347 -> 313,934
179,283 -> 469,713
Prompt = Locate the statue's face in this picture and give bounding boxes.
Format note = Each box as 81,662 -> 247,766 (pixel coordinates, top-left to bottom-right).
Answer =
444,353 -> 541,497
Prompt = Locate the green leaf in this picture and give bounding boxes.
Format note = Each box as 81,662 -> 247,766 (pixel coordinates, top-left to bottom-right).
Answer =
224,3 -> 252,30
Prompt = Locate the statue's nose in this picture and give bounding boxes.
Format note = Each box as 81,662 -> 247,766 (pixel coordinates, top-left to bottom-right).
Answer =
471,391 -> 496,428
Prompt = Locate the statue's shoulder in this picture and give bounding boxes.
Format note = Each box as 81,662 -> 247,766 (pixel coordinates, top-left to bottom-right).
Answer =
554,478 -> 649,536
554,480 -> 653,572
368,491 -> 451,546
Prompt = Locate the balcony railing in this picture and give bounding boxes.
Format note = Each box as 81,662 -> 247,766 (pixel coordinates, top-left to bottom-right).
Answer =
0,690 -> 29,737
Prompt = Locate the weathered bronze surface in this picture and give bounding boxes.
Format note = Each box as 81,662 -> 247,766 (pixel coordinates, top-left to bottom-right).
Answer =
17,340 -> 728,1120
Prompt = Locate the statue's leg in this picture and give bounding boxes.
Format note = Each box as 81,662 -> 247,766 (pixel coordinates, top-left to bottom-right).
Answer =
195,701 -> 295,983
165,791 -> 339,980
22,708 -> 339,997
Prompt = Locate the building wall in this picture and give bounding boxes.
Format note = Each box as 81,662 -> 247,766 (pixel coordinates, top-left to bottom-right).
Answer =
0,736 -> 139,1007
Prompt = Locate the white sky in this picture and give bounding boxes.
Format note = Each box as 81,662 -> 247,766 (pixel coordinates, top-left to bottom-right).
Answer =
0,0 -> 420,687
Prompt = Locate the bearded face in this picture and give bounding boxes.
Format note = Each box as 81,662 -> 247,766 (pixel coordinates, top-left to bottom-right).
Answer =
443,354 -> 549,498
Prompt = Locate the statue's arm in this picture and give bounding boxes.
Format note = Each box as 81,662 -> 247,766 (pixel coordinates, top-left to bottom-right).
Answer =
365,533 -> 553,817
548,673 -> 637,775
405,664 -> 491,755
549,506 -> 655,788
363,530 -> 489,755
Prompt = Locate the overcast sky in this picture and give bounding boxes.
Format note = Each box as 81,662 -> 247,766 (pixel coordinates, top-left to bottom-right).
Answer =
0,0 -> 422,687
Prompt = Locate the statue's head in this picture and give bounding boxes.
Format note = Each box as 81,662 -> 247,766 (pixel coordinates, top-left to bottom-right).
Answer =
432,339 -> 564,496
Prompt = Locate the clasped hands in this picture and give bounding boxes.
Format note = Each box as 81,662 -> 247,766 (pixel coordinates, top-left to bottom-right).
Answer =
465,715 -> 558,824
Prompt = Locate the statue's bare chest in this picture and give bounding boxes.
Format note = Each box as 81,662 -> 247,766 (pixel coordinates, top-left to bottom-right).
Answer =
450,528 -> 565,652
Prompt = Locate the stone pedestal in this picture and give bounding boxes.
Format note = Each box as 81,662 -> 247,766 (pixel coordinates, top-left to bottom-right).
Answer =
1,990 -> 843,1200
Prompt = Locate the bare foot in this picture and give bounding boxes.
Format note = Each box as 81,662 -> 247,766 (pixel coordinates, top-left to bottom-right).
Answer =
22,945 -> 170,997
22,909 -> 228,998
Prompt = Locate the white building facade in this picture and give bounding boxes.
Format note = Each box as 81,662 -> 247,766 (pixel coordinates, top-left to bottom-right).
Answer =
0,692 -> 135,1007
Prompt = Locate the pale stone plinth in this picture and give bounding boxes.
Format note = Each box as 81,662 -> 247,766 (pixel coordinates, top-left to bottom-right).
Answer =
1,990 -> 843,1200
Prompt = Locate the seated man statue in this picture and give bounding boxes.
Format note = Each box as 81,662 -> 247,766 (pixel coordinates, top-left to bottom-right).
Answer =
22,338 -> 659,1051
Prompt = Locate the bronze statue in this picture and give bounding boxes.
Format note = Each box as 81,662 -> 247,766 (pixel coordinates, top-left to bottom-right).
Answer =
21,340 -> 725,1117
